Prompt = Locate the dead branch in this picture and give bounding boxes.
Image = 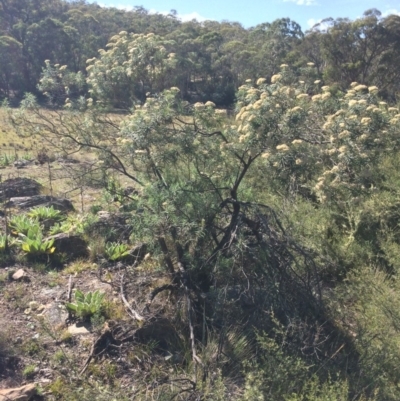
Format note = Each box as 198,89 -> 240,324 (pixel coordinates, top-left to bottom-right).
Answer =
80,323 -> 112,375
120,273 -> 145,322
67,275 -> 73,302
147,284 -> 177,304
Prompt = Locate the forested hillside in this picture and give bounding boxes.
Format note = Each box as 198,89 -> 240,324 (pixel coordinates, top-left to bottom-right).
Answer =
1,1 -> 400,105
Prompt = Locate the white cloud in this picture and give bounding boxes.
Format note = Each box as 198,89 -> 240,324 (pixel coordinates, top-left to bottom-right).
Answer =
97,4 -> 211,21
283,0 -> 317,5
179,12 -> 210,22
382,9 -> 400,17
148,9 -> 211,22
98,3 -> 134,11
307,18 -> 330,31
148,9 -> 168,16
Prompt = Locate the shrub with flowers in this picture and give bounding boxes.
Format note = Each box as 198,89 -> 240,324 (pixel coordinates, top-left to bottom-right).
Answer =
11,53 -> 400,400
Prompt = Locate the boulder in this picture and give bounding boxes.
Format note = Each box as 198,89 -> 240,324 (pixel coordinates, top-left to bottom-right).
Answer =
86,211 -> 132,241
5,195 -> 74,211
12,269 -> 27,281
0,384 -> 36,401
39,302 -> 68,328
125,243 -> 147,265
0,178 -> 41,201
13,159 -> 33,169
68,323 -> 91,336
46,233 -> 88,258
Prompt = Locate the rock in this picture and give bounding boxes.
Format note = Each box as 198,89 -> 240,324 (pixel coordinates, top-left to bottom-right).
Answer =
125,243 -> 147,265
0,178 -> 41,201
5,195 -> 74,211
88,211 -> 132,241
57,156 -> 80,164
46,233 -> 88,259
41,302 -> 68,328
123,186 -> 138,196
41,287 -> 63,298
96,211 -> 111,219
13,159 -> 32,169
68,323 -> 90,335
12,269 -> 26,281
0,383 -> 36,401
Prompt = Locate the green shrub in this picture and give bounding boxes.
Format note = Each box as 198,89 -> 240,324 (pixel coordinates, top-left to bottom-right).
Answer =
22,364 -> 36,379
65,289 -> 105,319
9,214 -> 38,236
27,205 -> 64,222
0,234 -> 16,252
330,267 -> 400,400
104,242 -> 131,261
19,225 -> 55,255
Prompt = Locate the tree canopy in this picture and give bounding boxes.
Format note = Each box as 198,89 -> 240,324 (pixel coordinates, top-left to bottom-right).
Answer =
1,0 -> 399,104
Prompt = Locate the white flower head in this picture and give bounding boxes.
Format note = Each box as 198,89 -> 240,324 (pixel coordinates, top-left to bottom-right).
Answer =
297,93 -> 309,100
354,84 -> 368,92
276,144 -> 289,152
292,139 -> 303,145
194,102 -> 205,110
271,74 -> 282,84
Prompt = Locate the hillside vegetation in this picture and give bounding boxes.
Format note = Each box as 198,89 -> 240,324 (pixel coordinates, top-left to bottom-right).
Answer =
0,2 -> 400,105
0,2 -> 400,401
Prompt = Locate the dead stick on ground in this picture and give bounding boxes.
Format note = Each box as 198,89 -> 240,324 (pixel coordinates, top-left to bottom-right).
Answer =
67,275 -> 73,302
120,274 -> 145,323
80,325 -> 111,375
66,275 -> 73,321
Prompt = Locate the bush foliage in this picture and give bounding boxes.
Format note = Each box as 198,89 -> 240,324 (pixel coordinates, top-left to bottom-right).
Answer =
8,30 -> 400,400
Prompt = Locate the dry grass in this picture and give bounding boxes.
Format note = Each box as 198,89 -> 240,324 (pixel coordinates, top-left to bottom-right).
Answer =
0,108 -> 50,155
0,108 -> 105,211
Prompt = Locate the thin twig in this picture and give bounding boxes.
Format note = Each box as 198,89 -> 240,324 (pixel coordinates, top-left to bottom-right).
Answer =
120,274 -> 145,322
67,275 -> 73,302
66,275 -> 74,321
80,324 -> 112,375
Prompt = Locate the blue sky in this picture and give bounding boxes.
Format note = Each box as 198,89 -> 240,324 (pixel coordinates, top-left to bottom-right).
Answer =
95,0 -> 400,30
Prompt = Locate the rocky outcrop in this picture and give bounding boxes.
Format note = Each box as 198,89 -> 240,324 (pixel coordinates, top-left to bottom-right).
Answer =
86,211 -> 133,242
0,178 -> 41,201
0,384 -> 36,401
46,233 -> 88,258
6,195 -> 74,211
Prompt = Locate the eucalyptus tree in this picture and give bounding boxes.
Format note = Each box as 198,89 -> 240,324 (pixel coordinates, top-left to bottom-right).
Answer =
319,9 -> 400,98
0,35 -> 24,100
